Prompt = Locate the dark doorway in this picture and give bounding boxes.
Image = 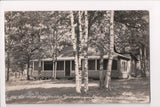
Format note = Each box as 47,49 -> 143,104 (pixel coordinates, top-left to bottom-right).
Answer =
65,61 -> 70,76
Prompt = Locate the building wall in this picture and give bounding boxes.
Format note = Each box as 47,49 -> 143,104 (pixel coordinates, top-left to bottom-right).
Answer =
31,70 -> 121,79
118,59 -> 130,78
31,70 -> 65,79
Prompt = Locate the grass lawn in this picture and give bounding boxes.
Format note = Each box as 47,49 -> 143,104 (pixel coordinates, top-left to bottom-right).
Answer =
6,77 -> 150,104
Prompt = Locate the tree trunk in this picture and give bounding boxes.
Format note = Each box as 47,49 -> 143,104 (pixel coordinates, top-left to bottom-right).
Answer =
38,28 -> 41,80
78,11 -> 82,89
70,11 -> 81,93
144,47 -> 147,76
21,67 -> 24,79
105,10 -> 114,89
78,11 -> 83,51
52,58 -> 55,80
51,30 -> 57,80
55,61 -> 57,79
6,52 -> 10,81
75,51 -> 81,93
52,39 -> 57,80
27,58 -> 30,80
99,54 -> 105,89
140,48 -> 145,76
83,11 -> 89,93
54,32 -> 58,80
53,61 -> 57,80
6,12 -> 12,81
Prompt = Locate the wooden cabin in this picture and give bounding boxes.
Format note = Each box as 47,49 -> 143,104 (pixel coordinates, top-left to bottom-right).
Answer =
30,46 -> 135,79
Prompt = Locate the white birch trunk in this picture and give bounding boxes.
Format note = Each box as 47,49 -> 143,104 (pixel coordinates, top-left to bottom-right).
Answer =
78,11 -> 82,89
70,11 -> 81,93
52,60 -> 55,79
83,11 -> 89,93
105,10 -> 114,89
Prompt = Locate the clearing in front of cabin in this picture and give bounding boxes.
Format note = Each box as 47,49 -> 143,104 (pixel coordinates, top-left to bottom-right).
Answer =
6,77 -> 150,104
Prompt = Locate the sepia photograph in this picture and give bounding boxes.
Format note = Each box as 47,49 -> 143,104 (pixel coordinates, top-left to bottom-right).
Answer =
4,10 -> 150,104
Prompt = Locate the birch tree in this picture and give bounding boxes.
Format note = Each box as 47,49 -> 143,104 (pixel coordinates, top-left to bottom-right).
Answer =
83,11 -> 89,93
105,10 -> 115,89
88,11 -> 110,89
78,11 -> 82,88
70,11 -> 81,93
49,28 -> 58,80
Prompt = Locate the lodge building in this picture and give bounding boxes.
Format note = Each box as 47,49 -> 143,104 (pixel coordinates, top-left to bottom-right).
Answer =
30,46 -> 137,79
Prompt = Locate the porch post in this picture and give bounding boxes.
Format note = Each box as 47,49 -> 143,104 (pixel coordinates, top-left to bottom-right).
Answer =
70,60 -> 72,76
118,59 -> 121,73
127,60 -> 131,77
64,60 -> 66,77
32,61 -> 34,76
127,60 -> 131,73
95,59 -> 97,71
42,61 -> 44,71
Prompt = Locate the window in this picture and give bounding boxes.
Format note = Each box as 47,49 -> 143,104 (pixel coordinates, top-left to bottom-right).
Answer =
97,59 -> 100,70
88,60 -> 95,70
124,62 -> 127,71
57,61 -> 64,70
122,61 -> 125,71
72,60 -> 75,70
121,61 -> 127,71
44,61 -> 53,70
112,60 -> 117,70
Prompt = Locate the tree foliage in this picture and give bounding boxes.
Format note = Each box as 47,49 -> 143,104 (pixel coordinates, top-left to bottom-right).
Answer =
115,11 -> 149,76
5,10 -> 149,82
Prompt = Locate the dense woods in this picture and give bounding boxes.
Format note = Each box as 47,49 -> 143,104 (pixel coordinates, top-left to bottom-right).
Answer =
5,11 -> 149,93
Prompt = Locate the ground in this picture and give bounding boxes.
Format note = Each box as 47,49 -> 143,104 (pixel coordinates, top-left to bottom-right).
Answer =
6,75 -> 150,104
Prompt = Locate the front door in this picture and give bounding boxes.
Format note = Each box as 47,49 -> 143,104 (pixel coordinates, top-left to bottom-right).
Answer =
65,61 -> 70,76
